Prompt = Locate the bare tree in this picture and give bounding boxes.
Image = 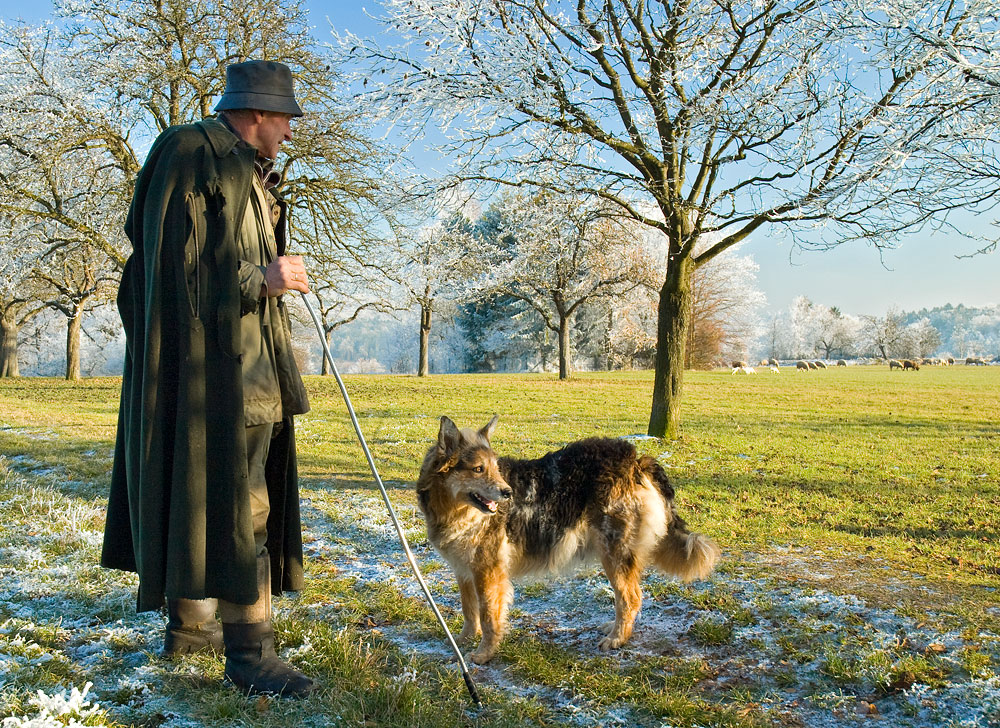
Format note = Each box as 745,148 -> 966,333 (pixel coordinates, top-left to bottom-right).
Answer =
906,318 -> 943,359
0,25 -> 131,375
685,245 -> 765,369
384,199 -> 479,376
36,243 -> 119,380
482,192 -> 647,379
0,211 -> 47,377
862,308 -> 908,360
812,307 -> 863,360
346,0 -> 1000,437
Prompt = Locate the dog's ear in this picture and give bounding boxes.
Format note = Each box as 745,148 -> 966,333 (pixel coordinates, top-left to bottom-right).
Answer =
479,414 -> 499,444
436,416 -> 463,461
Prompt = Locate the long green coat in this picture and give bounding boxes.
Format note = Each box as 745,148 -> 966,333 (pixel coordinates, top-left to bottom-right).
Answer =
101,118 -> 308,612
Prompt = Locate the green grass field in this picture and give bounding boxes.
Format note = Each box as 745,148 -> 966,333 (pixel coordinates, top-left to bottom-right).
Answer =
0,366 -> 998,727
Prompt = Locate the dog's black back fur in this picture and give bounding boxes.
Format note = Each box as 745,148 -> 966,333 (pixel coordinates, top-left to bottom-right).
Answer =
498,437 -> 673,556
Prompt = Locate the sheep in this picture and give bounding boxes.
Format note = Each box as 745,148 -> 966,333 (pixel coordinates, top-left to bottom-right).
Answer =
903,359 -> 920,371
732,364 -> 757,375
836,360 -> 847,367
889,359 -> 903,370
768,365 -> 780,374
796,360 -> 810,371
813,360 -> 828,369
807,361 -> 819,370
768,358 -> 779,367
966,356 -> 986,366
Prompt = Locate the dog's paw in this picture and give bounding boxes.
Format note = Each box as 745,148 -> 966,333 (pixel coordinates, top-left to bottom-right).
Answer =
598,635 -> 625,651
457,628 -> 481,644
466,649 -> 495,665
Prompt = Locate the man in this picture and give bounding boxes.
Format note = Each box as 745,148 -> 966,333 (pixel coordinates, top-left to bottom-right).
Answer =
102,60 -> 314,697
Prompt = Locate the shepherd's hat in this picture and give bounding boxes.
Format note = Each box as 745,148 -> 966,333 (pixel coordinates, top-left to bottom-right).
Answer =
215,60 -> 303,117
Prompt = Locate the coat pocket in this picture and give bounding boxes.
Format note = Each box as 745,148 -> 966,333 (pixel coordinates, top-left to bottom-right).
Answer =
183,192 -> 207,321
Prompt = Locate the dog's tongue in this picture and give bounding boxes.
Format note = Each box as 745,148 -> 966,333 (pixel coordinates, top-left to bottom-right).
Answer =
484,499 -> 497,513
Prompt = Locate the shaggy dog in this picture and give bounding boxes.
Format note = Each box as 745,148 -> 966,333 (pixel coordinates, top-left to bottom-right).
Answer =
416,416 -> 721,664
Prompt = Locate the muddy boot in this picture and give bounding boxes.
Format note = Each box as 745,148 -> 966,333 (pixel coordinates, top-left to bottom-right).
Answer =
162,598 -> 223,656
222,621 -> 314,697
220,551 -> 314,697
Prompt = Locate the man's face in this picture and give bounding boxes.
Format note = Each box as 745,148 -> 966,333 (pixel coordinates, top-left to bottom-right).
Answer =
254,111 -> 294,159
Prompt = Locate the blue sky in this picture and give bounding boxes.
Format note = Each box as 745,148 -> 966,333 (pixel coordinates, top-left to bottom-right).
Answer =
4,0 -> 999,317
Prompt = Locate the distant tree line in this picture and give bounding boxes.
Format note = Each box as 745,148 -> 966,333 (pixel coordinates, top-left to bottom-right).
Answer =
764,299 -> 1000,363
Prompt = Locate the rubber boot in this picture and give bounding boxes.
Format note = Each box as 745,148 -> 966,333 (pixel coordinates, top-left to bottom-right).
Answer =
222,621 -> 314,697
162,598 -> 223,657
220,552 -> 314,697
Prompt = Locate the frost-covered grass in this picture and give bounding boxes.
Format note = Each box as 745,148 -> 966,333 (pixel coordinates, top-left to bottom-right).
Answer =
0,368 -> 998,727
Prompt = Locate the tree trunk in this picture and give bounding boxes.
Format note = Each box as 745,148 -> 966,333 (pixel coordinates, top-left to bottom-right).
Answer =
321,327 -> 333,375
648,256 -> 693,439
418,303 -> 431,377
557,315 -> 571,380
0,313 -> 19,377
65,309 -> 82,381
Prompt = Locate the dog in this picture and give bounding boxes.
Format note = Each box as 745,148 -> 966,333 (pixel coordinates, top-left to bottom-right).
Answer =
415,415 -> 721,664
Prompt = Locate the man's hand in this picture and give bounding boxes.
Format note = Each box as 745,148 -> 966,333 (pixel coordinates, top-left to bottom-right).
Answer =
262,255 -> 309,297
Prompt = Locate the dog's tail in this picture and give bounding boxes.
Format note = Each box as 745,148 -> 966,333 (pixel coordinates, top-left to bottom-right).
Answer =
639,455 -> 721,582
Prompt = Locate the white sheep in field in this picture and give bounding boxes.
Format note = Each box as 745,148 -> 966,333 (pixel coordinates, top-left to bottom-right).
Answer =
768,365 -> 780,373
732,365 -> 756,375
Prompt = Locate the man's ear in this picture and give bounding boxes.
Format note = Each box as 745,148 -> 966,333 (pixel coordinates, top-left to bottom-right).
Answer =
479,414 -> 499,444
436,416 -> 462,462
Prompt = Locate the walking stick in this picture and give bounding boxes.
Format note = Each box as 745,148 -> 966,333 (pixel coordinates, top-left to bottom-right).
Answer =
300,293 -> 483,707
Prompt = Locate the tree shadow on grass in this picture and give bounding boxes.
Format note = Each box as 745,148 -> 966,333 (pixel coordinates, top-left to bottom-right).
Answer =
0,431 -> 113,499
298,474 -> 413,493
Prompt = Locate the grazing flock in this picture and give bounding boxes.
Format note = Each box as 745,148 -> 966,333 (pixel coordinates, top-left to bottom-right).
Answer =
724,355 -> 996,373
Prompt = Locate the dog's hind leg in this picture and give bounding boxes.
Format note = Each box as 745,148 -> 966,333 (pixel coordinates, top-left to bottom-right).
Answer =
457,576 -> 481,643
468,567 -> 513,665
597,553 -> 643,651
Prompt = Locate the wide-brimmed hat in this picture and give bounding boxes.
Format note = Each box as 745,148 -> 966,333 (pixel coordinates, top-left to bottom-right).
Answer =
215,60 -> 304,117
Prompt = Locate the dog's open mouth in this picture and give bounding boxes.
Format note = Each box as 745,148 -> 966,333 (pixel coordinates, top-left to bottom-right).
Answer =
469,492 -> 498,514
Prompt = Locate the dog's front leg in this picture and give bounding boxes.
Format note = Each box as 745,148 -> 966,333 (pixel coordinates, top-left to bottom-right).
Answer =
468,566 -> 512,665
457,575 -> 481,643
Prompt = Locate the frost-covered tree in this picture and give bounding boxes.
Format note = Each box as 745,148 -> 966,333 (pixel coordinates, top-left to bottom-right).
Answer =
0,24 -> 132,377
785,298 -> 864,360
0,210 -> 47,376
480,192 -> 647,379
345,0 -> 1000,437
862,307 -> 908,360
392,209 -> 478,376
818,308 -> 861,360
36,243 -> 119,380
887,0 -> 1000,256
904,318 -> 942,359
801,304 -> 864,360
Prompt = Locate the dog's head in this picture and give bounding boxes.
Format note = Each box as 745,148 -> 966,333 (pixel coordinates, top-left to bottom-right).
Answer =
418,415 -> 512,515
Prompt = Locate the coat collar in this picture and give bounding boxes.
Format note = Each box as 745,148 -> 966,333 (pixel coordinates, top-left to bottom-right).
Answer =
198,117 -> 244,158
